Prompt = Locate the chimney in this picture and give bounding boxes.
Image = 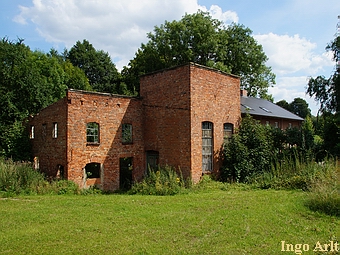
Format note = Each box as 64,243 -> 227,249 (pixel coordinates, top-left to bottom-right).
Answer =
240,89 -> 248,97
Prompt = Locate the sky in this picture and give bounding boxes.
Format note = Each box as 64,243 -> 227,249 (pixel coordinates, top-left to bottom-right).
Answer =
1,0 -> 339,115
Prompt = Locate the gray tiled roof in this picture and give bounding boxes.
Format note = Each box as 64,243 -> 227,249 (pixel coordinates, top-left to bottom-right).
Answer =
241,96 -> 304,121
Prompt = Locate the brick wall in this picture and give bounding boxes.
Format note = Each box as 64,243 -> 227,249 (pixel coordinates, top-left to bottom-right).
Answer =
66,90 -> 144,190
140,65 -> 192,179
247,115 -> 302,129
29,98 -> 68,178
189,65 -> 240,182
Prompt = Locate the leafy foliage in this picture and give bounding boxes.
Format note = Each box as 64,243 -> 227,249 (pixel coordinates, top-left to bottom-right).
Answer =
66,39 -> 131,94
221,115 -> 273,182
307,35 -> 339,115
123,11 -> 275,98
0,38 -> 92,160
0,158 -> 81,196
276,98 -> 311,118
221,114 -> 330,183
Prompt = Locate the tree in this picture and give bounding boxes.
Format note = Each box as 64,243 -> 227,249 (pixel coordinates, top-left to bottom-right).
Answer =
276,100 -> 290,111
276,98 -> 311,118
123,11 -> 275,97
0,38 -> 92,160
66,40 -> 122,93
289,98 -> 311,118
306,29 -> 340,157
307,35 -> 340,115
48,49 -> 92,91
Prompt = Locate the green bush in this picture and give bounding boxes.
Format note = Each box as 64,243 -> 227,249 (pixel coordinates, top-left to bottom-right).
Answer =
221,114 -> 273,182
129,165 -> 186,195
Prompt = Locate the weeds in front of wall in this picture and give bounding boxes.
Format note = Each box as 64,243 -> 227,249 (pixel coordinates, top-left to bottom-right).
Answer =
0,158 -> 81,196
128,165 -> 189,195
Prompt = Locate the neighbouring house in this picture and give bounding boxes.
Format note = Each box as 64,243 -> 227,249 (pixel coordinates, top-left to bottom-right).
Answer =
28,63 -> 303,191
240,90 -> 304,129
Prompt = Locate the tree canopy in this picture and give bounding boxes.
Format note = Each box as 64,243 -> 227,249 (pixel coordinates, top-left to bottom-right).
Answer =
0,38 -> 91,160
307,35 -> 340,115
122,11 -> 275,98
276,98 -> 311,118
306,31 -> 340,156
66,40 -> 130,94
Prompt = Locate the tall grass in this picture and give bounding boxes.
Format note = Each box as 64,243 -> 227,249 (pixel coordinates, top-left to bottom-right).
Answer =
250,154 -> 339,216
305,160 -> 339,216
250,153 -> 335,190
0,158 -> 80,196
0,159 -> 45,195
128,165 -> 189,195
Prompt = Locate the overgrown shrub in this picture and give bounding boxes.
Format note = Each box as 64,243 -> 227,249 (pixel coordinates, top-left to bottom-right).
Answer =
221,114 -> 273,182
221,114 -> 328,184
128,165 -> 187,195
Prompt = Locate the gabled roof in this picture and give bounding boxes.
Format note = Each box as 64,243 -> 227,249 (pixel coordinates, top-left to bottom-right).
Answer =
241,96 -> 304,121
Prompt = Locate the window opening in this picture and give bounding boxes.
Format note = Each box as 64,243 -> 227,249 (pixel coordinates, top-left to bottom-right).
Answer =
122,123 -> 133,144
30,126 -> 35,139
86,122 -> 99,143
202,122 -> 213,172
57,164 -> 64,179
223,123 -> 233,143
85,162 -> 101,178
34,156 -> 39,170
52,122 -> 58,138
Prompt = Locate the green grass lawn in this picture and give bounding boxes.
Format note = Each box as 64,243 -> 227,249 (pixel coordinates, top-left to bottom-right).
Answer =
0,187 -> 339,255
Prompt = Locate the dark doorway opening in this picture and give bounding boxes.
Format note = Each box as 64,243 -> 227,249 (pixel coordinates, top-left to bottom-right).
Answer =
146,150 -> 159,171
57,164 -> 64,179
120,157 -> 133,190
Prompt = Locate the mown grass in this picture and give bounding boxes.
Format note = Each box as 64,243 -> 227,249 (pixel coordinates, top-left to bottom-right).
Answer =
0,187 -> 339,255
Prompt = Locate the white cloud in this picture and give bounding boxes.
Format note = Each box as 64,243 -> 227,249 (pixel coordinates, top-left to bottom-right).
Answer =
200,4 -> 238,24
13,0 -> 239,70
255,33 -> 333,76
269,76 -> 319,115
14,0 -> 200,69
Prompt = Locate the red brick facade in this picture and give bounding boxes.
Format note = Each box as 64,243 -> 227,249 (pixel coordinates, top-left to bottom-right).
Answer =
29,63 -> 241,190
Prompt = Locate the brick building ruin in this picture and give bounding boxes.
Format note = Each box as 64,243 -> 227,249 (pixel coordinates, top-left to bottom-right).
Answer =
28,63 -> 302,190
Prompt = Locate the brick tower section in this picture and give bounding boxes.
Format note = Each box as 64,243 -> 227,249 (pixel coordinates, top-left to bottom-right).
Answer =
140,64 -> 192,179
189,65 -> 240,183
140,63 -> 240,183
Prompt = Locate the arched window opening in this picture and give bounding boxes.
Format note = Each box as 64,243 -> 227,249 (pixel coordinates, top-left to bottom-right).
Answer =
202,122 -> 213,172
85,162 -> 101,178
223,123 -> 233,143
